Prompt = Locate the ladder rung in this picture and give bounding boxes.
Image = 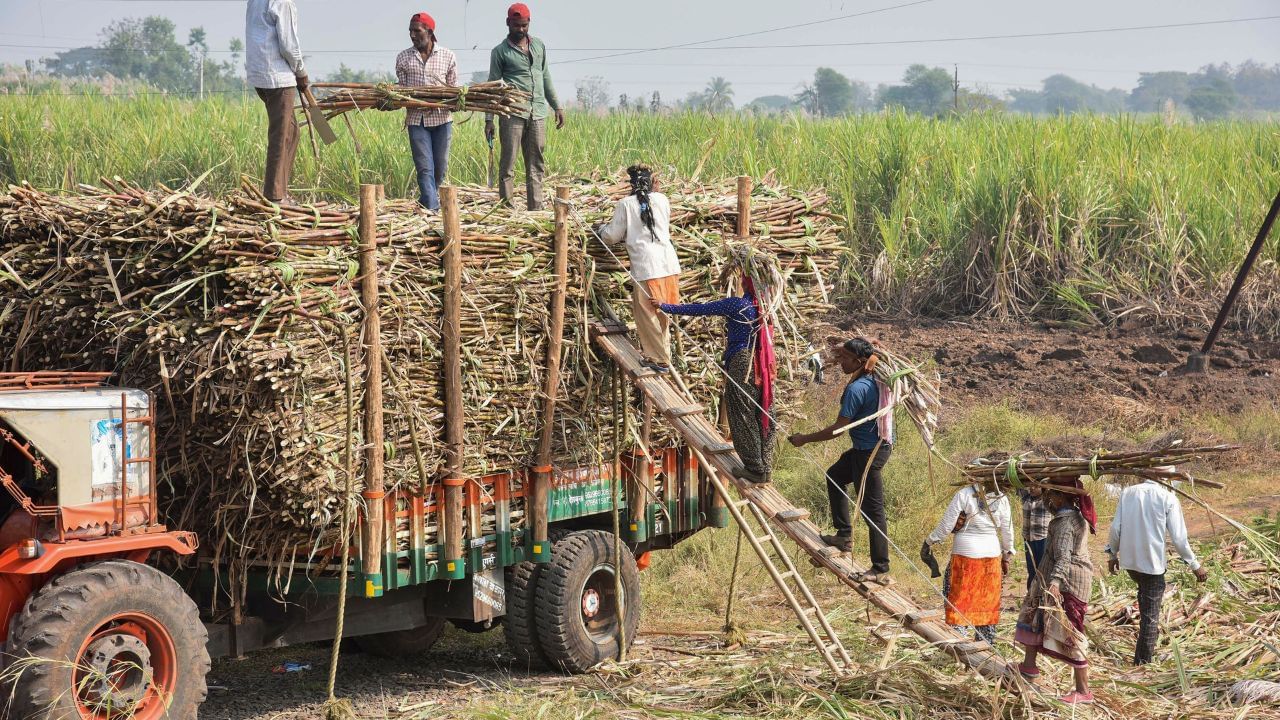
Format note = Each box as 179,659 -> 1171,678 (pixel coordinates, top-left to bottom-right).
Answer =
774,508 -> 809,522
777,570 -> 796,581
904,609 -> 944,624
663,404 -> 705,419
704,442 -> 736,455
800,605 -> 818,614
732,499 -> 752,509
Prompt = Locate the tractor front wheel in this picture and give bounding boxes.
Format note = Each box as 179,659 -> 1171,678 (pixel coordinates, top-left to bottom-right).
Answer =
5,559 -> 209,720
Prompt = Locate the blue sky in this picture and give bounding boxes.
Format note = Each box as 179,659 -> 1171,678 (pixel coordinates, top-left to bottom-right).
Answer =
0,0 -> 1277,102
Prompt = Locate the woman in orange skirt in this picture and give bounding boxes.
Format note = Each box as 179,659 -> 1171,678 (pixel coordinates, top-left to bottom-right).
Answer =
924,484 -> 1014,643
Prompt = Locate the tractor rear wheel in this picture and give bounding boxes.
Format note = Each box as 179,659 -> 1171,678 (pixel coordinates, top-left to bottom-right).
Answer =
5,559 -> 209,720
534,530 -> 641,673
353,615 -> 447,658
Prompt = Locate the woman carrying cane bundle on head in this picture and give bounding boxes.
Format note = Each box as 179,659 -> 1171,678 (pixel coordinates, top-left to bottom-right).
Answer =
1016,476 -> 1097,704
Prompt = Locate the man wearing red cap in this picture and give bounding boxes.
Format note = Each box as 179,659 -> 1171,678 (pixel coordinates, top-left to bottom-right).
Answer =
485,3 -> 565,210
393,12 -> 458,211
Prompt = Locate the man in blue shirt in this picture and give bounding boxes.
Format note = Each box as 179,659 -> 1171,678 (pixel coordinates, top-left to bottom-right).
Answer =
789,338 -> 894,584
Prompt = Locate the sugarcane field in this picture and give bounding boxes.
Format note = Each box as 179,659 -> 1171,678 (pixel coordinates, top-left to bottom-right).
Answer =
0,2 -> 1278,719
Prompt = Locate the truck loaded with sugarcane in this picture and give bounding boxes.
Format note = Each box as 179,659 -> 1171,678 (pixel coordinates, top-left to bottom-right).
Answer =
0,172 -> 844,718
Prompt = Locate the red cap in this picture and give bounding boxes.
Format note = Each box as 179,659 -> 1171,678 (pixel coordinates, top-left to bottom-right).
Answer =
507,3 -> 530,21
410,12 -> 435,31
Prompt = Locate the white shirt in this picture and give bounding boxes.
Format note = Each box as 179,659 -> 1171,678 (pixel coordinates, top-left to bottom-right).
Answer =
599,193 -> 680,282
1106,480 -> 1200,574
246,0 -> 306,89
927,486 -> 1014,559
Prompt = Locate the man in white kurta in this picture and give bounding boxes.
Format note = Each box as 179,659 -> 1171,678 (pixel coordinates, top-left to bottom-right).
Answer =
1105,479 -> 1209,664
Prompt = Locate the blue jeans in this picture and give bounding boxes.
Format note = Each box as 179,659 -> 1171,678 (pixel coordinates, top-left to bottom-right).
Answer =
1024,538 -> 1046,589
408,122 -> 451,210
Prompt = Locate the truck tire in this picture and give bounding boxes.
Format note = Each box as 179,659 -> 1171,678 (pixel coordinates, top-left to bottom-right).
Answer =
503,561 -> 549,669
4,559 -> 209,720
353,615 -> 446,658
534,530 -> 641,673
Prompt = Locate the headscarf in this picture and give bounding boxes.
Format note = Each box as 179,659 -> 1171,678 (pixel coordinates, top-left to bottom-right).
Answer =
742,277 -> 776,435
626,165 -> 658,241
1048,476 -> 1097,534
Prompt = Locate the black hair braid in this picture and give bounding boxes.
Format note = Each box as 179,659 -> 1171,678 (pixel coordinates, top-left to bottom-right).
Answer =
627,164 -> 659,240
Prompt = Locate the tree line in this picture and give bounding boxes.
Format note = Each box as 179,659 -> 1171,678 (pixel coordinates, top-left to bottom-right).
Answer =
593,63 -> 1280,120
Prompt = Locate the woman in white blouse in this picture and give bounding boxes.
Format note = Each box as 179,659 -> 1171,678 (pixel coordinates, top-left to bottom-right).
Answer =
596,164 -> 681,373
924,484 -> 1014,643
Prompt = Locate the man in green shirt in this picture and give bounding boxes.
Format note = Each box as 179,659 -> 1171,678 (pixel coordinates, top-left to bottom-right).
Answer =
484,3 -> 565,210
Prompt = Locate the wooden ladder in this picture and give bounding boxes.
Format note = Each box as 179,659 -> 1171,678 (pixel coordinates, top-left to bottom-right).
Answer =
591,319 -> 1017,683
700,456 -> 854,675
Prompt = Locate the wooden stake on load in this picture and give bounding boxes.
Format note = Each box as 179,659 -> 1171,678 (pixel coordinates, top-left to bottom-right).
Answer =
441,185 -> 466,577
735,175 -> 752,239
357,183 -> 385,596
531,186 -> 572,560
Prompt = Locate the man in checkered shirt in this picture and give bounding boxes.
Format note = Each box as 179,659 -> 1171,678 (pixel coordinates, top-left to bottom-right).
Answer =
394,12 -> 458,211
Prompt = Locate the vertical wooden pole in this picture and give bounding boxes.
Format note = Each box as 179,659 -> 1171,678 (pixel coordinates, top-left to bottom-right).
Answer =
358,183 -> 385,597
531,186 -> 571,561
735,175 -> 752,239
636,396 -> 654,540
441,185 -> 467,578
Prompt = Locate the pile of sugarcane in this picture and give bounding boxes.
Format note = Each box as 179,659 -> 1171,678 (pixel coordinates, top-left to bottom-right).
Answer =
960,442 -> 1239,492
0,174 -> 843,585
308,80 -> 531,119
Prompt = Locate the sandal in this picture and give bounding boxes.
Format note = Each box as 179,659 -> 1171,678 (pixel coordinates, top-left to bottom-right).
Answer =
1060,691 -> 1094,704
857,571 -> 894,586
1017,663 -> 1040,682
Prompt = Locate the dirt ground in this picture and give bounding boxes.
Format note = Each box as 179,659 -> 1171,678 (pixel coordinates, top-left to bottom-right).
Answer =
201,317 -> 1280,720
837,317 -> 1280,422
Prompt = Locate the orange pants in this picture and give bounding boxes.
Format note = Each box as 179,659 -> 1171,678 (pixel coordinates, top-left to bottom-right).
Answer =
633,275 -> 679,366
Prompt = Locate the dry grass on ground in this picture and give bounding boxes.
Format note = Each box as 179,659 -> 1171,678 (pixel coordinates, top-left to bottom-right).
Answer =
201,398 -> 1280,719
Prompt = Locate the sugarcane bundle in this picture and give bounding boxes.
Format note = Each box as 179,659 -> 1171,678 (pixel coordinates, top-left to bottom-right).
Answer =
307,81 -> 531,119
871,338 -> 940,448
0,173 -> 843,589
960,441 -> 1238,492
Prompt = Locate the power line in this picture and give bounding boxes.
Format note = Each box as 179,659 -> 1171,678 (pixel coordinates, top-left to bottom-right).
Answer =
3,14 -> 1276,58
572,14 -> 1280,53
554,0 -> 938,66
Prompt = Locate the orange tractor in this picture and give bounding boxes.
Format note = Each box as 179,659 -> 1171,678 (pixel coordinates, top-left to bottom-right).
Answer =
0,373 -> 205,719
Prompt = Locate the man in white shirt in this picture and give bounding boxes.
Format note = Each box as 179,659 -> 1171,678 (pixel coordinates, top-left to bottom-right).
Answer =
1105,479 -> 1209,665
245,0 -> 308,203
